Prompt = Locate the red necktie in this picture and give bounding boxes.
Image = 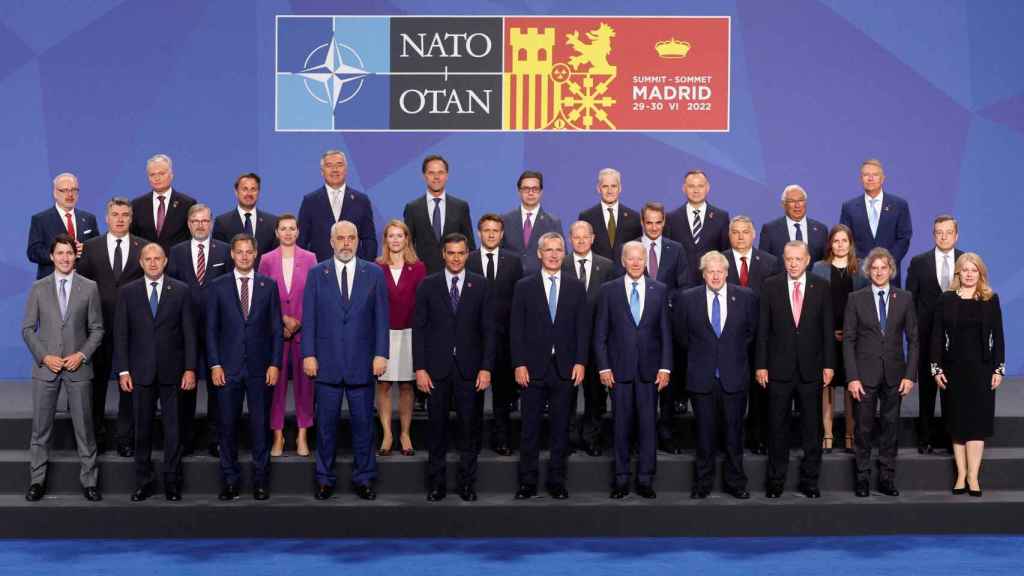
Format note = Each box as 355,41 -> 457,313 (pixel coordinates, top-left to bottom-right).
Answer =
196,243 -> 206,285
739,256 -> 749,287
65,212 -> 76,239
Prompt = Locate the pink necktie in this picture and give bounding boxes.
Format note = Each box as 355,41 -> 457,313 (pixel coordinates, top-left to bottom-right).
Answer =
156,195 -> 167,237
792,281 -> 803,326
523,212 -> 534,247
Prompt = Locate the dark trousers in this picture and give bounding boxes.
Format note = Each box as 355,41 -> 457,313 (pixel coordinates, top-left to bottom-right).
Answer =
315,381 -> 376,487
577,363 -> 607,448
854,379 -> 901,485
218,376 -> 270,486
747,377 -> 769,446
767,377 -> 823,489
489,359 -> 518,449
427,370 -> 481,490
691,381 -> 747,492
133,383 -> 181,488
180,362 -> 218,451
916,354 -> 947,447
656,372 -> 681,442
91,339 -> 133,446
611,380 -> 657,488
518,358 -> 573,488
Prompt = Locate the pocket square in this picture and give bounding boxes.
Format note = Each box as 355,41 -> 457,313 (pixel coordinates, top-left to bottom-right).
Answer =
82,229 -> 94,234
212,262 -> 225,267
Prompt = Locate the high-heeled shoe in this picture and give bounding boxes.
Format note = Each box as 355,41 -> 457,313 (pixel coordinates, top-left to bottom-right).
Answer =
296,428 -> 310,457
823,435 -> 833,454
843,435 -> 854,454
968,481 -> 983,497
270,431 -> 284,457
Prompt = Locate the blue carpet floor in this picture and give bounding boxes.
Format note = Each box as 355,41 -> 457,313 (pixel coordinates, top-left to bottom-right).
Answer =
2,536 -> 1022,575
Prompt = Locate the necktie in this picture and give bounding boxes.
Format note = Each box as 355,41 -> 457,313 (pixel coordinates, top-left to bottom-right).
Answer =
792,281 -> 803,326
65,212 -> 76,239
548,275 -> 558,322
869,198 -> 880,238
156,195 -> 166,238
629,281 -> 641,326
243,212 -> 254,237
878,290 -> 887,334
794,222 -> 803,242
450,276 -> 460,312
486,252 -> 495,282
340,265 -> 349,305
113,238 -> 124,281
607,207 -> 617,248
432,198 -> 442,241
196,243 -> 206,285
647,241 -> 659,279
940,254 -> 951,291
712,290 -> 722,337
59,279 -> 69,321
692,209 -> 702,245
739,256 -> 749,287
149,281 -> 159,318
578,258 -> 588,289
331,189 -> 342,221
523,213 -> 534,248
240,277 -> 250,320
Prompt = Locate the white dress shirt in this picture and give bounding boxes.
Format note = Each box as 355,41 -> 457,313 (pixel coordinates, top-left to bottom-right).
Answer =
327,183 -> 347,222
480,247 -> 499,278
106,232 -> 130,271
152,188 -> 174,227
864,190 -> 884,217
706,283 -> 728,328
542,271 -> 561,309
54,269 -> 74,297
624,274 -> 646,318
573,251 -> 593,289
234,270 -> 254,316
191,237 -> 211,277
521,204 -> 541,230
935,248 -> 955,288
687,202 -> 707,235
641,235 -> 663,275
426,191 -> 446,231
55,204 -> 77,235
334,257 -> 356,297
145,275 -> 165,305
602,201 -> 619,230
786,216 -> 809,242
787,273 -> 807,315
732,249 -> 752,275
237,206 -> 257,230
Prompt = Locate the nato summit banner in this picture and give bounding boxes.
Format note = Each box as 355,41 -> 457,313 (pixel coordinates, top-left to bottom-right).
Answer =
276,16 -> 730,132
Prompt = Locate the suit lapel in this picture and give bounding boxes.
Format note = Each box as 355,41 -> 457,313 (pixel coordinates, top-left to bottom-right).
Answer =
347,261 -> 369,310
154,280 -> 174,325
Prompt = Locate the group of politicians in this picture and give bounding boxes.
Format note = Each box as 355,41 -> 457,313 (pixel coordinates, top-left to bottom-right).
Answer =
21,151 -> 1006,504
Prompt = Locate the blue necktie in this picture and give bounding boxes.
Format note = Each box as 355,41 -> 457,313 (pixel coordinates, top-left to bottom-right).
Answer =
712,290 -> 722,337
149,281 -> 159,318
432,198 -> 442,241
629,281 -> 641,326
548,275 -> 558,322
869,198 -> 881,238
59,279 -> 68,321
794,222 -> 803,242
450,276 -> 460,313
878,289 -> 887,334
243,212 -> 254,237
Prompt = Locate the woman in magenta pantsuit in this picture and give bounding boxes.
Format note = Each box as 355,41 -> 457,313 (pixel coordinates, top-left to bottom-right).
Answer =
258,214 -> 318,457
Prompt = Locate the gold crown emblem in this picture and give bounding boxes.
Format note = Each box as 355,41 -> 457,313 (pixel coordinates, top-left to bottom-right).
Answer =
655,38 -> 690,59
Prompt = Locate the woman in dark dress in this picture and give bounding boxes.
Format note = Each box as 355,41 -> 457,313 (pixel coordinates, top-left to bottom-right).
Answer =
812,225 -> 867,453
931,253 -> 1005,496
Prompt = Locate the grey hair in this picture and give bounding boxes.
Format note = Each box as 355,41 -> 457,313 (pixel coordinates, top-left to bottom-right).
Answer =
569,220 -> 595,236
188,203 -> 212,219
52,172 -> 78,188
331,219 -> 358,237
699,250 -> 730,271
537,232 -> 565,251
146,154 -> 173,171
597,167 -> 621,185
862,247 -> 896,277
729,215 -> 754,230
321,149 -> 347,167
783,240 -> 810,257
781,184 -> 807,203
621,240 -> 645,266
106,196 -> 132,214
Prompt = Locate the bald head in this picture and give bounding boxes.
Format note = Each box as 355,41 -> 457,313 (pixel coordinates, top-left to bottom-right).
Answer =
330,220 -> 359,262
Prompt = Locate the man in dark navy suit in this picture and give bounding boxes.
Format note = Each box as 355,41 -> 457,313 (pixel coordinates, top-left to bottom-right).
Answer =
577,168 -> 642,261
206,234 -> 283,500
756,241 -> 834,499
297,150 -> 377,262
130,154 -> 198,254
404,154 -> 477,275
594,241 -> 673,499
27,172 -> 100,278
759,185 -> 828,264
213,173 -> 278,267
302,221 -> 389,501
510,232 -> 589,500
466,213 -> 522,455
674,250 -> 757,500
501,170 -> 563,274
664,170 -> 731,277
168,204 -> 232,458
114,243 -> 197,502
839,159 -> 913,286
413,233 -> 495,502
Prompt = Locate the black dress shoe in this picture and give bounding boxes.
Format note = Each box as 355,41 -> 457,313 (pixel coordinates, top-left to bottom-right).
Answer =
181,444 -> 195,458
515,484 -> 537,500
82,486 -> 102,502
219,484 -> 240,501
493,444 -> 514,457
609,486 -> 629,499
458,485 -> 477,502
799,486 -> 821,499
658,439 -> 683,455
766,487 -> 783,499
548,485 -> 569,500
426,488 -> 446,502
253,484 -> 270,501
131,484 -> 153,502
726,487 -> 750,500
315,485 -> 334,500
117,444 -> 135,458
636,484 -> 657,499
25,483 -> 45,502
690,488 -> 709,500
165,486 -> 182,501
674,400 -> 689,415
354,484 -> 377,500
854,482 -> 870,498
878,483 -> 900,497
207,443 -> 221,458
917,443 -> 933,455
584,443 -> 603,457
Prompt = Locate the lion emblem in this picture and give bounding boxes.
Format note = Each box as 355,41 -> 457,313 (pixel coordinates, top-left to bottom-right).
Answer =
566,23 -> 617,76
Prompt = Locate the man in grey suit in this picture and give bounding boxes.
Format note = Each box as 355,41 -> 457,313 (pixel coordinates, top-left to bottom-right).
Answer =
844,247 -> 919,498
21,234 -> 105,502
501,170 -> 563,274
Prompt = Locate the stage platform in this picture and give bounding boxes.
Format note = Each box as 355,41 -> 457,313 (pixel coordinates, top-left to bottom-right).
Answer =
1,379 -> 1022,538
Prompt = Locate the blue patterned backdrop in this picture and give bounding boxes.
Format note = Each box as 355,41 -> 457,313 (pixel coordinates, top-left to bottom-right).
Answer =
1,0 -> 1021,376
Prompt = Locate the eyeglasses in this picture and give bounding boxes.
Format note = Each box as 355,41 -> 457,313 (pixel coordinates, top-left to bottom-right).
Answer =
519,186 -> 541,192
188,219 -> 211,225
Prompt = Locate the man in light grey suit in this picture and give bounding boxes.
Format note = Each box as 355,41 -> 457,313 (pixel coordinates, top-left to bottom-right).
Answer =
21,234 -> 105,502
501,170 -> 563,274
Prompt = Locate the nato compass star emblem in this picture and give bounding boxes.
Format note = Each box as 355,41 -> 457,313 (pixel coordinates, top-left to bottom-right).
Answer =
299,34 -> 368,110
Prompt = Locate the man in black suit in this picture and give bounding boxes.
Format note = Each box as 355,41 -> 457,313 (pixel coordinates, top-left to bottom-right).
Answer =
297,149 -> 377,262
577,168 -> 642,260
906,214 -> 963,454
466,213 -> 522,455
664,169 -> 731,276
501,171 -> 563,274
510,232 -> 589,500
213,173 -> 278,267
594,241 -> 673,499
562,221 -> 616,456
674,251 -> 758,500
413,233 -> 495,502
404,154 -> 476,275
759,185 -> 829,264
114,243 -> 197,502
76,197 -> 145,455
756,241 -> 834,498
27,172 -> 100,278
130,154 -> 198,254
167,204 -> 231,458
845,247 -> 919,497
726,215 -> 779,455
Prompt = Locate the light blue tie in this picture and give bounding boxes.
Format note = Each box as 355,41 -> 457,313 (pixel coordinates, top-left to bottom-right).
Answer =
878,289 -> 887,334
548,275 -> 558,322
869,198 -> 880,238
59,279 -> 68,321
149,281 -> 159,318
712,290 -> 722,337
629,281 -> 641,326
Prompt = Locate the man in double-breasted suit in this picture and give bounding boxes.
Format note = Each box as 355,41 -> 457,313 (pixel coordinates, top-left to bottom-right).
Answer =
501,170 -> 563,274
844,247 -> 919,497
759,185 -> 829,264
27,172 -> 100,279
577,168 -> 642,261
839,159 -> 912,286
404,154 -> 477,275
302,220 -> 389,501
213,173 -> 278,268
298,150 -> 377,262
21,234 -> 105,502
130,154 -> 198,254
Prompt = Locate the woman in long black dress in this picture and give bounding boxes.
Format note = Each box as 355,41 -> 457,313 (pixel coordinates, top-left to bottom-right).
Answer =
931,253 -> 1005,496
